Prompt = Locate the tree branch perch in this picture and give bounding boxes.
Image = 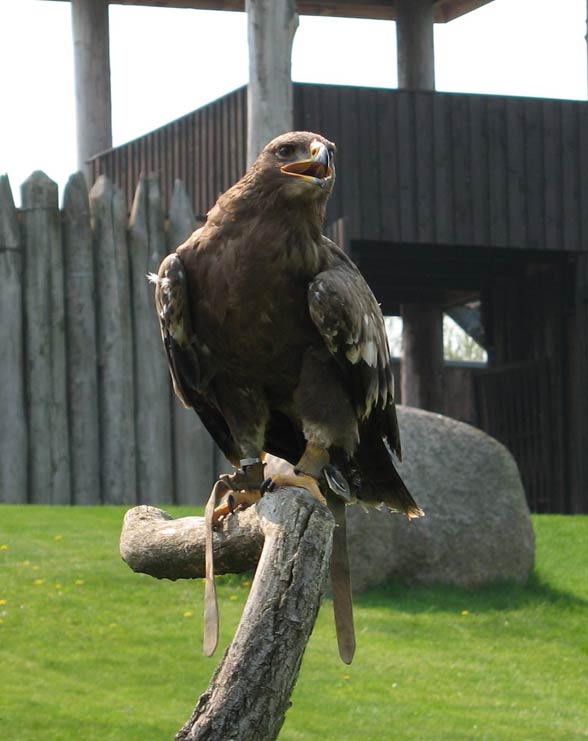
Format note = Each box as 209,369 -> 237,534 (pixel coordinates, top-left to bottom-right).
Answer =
120,487 -> 335,741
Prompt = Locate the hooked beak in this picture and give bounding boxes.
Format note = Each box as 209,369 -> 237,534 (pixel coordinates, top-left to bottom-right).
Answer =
280,142 -> 333,188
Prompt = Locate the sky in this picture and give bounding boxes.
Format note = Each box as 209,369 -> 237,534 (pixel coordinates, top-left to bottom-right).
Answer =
0,0 -> 586,203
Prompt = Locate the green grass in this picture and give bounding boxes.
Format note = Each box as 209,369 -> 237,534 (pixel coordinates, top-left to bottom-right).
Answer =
1,507 -> 587,740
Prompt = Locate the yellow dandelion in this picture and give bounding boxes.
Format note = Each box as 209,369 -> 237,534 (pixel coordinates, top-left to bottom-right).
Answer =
461,610 -> 470,616
34,579 -> 44,586
242,580 -> 251,587
0,545 -> 8,551
54,535 -> 62,541
54,584 -> 62,590
183,611 -> 193,618
32,565 -> 40,571
22,560 -> 31,566
0,599 -> 6,605
229,595 -> 238,601
74,579 -> 84,586
342,674 -> 350,681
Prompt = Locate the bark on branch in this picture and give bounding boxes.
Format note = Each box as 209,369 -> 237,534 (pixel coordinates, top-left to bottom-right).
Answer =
120,487 -> 335,741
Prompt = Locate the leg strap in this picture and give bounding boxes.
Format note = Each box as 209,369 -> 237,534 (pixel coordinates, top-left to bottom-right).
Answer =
203,479 -> 229,657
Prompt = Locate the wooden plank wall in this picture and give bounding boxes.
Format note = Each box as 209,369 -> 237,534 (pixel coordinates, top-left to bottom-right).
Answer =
0,172 -> 214,506
479,260 -> 572,513
295,86 -> 588,252
92,87 -> 247,220
91,85 -> 588,254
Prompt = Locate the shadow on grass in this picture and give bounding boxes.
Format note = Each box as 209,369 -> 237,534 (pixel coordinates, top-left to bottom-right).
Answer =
354,570 -> 588,614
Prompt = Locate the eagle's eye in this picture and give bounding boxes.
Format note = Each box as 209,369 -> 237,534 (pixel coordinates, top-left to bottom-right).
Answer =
276,144 -> 297,159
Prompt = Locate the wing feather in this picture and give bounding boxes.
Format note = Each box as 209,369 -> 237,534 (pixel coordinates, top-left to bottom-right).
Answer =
308,243 -> 401,459
152,253 -> 239,464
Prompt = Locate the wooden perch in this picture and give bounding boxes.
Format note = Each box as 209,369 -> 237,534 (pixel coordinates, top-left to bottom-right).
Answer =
120,502 -> 264,580
120,487 -> 335,741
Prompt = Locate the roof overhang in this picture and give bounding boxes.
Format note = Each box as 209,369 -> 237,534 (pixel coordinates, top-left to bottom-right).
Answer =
38,1 -> 495,23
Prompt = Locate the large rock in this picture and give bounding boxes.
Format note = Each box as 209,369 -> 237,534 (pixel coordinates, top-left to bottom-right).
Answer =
347,406 -> 535,591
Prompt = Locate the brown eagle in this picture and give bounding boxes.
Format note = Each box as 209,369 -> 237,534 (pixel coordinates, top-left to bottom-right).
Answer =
152,131 -> 422,522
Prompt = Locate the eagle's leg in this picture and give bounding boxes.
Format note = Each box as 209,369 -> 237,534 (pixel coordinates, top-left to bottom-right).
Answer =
211,381 -> 271,523
213,458 -> 266,523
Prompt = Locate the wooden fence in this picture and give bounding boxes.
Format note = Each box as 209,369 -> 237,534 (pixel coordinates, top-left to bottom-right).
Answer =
0,171 -> 217,506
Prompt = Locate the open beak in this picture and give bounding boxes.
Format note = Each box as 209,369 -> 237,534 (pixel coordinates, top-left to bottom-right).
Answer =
280,142 -> 332,188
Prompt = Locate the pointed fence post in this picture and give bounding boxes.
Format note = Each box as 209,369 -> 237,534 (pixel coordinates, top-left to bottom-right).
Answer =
128,175 -> 173,505
0,176 -> 28,503
21,171 -> 71,504
90,176 -> 136,505
63,172 -> 100,505
166,181 -> 215,505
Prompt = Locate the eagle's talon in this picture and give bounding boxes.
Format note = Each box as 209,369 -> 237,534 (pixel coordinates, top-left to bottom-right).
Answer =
260,477 -> 275,495
212,487 -> 262,525
323,465 -> 353,504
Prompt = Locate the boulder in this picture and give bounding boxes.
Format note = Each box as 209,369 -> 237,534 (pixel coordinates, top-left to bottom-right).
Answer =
347,406 -> 535,591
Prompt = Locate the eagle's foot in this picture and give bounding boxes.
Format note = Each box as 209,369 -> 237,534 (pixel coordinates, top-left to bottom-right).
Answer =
213,459 -> 265,525
212,488 -> 262,525
260,472 -> 327,506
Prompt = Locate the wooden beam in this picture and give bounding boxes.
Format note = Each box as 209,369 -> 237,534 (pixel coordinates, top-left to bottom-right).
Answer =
43,0 -> 495,23
401,302 -> 445,413
71,0 -> 113,183
246,0 -> 298,165
396,0 -> 435,89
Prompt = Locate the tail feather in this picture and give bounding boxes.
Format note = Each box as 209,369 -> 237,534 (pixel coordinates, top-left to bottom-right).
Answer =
352,428 -> 424,519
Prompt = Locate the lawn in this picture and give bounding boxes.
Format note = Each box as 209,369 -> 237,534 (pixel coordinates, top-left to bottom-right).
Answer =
0,506 -> 587,740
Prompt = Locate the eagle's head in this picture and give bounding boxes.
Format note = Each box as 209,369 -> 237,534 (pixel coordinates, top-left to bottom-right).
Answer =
253,131 -> 336,201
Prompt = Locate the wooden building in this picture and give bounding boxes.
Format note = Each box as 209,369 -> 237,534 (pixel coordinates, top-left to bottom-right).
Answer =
90,83 -> 588,514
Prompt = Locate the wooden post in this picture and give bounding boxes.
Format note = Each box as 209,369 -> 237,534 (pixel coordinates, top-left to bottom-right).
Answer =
396,0 -> 443,411
71,0 -> 112,184
396,0 -> 436,89
90,176 -> 136,505
246,0 -> 298,165
128,175 -> 173,505
0,176 -> 28,504
401,303 -> 444,413
166,181 -> 215,504
62,172 -> 101,505
120,489 -> 335,741
21,172 -> 71,505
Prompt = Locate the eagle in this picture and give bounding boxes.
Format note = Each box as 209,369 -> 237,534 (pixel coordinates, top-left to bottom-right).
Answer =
152,130 -> 422,524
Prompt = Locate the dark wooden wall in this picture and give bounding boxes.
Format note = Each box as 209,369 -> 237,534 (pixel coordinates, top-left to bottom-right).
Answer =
92,83 -> 588,254
297,86 -> 588,252
475,257 -> 583,513
92,87 -> 248,222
